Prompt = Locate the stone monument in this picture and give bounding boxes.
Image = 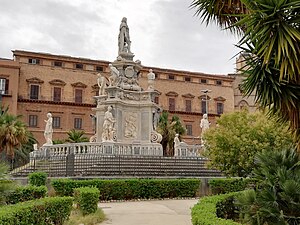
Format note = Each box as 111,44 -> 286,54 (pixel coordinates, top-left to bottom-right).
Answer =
200,113 -> 210,144
43,112 -> 53,146
93,17 -> 162,155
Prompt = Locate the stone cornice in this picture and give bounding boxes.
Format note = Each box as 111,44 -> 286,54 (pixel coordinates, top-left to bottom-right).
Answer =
26,77 -> 44,84
18,98 -> 96,107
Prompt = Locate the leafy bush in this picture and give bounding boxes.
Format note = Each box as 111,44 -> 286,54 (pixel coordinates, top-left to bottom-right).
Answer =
209,178 -> 257,194
0,197 -> 73,225
74,187 -> 100,215
6,185 -> 47,204
52,178 -> 200,200
236,148 -> 300,225
216,195 -> 239,221
0,163 -> 16,205
191,192 -> 242,225
203,111 -> 294,177
28,171 -> 47,186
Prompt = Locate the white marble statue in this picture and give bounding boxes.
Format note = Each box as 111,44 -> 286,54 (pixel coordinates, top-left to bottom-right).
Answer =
153,108 -> 160,131
147,69 -> 155,90
44,113 -> 53,146
200,113 -> 210,139
118,17 -> 131,54
124,113 -> 137,138
102,106 -> 116,142
174,134 -> 180,156
97,73 -> 106,96
108,64 -> 119,86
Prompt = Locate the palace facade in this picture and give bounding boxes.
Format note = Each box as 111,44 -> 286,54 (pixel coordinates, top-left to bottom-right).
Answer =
0,50 -> 254,145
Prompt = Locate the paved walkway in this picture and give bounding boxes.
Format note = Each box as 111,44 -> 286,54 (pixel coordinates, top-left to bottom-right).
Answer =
99,199 -> 198,225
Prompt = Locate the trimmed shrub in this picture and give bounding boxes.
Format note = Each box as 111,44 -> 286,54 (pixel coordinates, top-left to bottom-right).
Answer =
28,171 -> 48,186
74,187 -> 100,215
6,185 -> 47,204
52,178 -> 200,200
0,197 -> 73,225
209,178 -> 256,194
216,195 -> 239,221
191,192 -> 243,225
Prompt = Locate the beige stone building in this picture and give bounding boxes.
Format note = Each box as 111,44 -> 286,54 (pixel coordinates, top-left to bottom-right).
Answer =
0,50 -> 253,145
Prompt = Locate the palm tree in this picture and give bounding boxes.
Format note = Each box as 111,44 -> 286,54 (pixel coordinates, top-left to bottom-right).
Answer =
65,129 -> 89,143
14,132 -> 37,168
190,0 -> 300,149
0,113 -> 28,168
157,112 -> 186,156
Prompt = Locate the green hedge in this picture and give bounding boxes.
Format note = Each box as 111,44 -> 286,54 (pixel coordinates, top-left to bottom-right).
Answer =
0,197 -> 73,225
6,185 -> 47,204
208,178 -> 256,194
52,178 -> 200,200
74,187 -> 100,215
191,193 -> 243,225
28,172 -> 48,186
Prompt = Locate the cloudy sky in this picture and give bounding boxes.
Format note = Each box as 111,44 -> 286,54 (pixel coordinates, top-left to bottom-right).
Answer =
0,0 -> 240,74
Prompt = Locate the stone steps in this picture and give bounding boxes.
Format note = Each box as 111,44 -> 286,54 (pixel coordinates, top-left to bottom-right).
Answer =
11,155 -> 223,177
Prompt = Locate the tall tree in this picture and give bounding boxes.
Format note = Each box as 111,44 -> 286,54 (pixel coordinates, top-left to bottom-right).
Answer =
204,111 -> 294,177
157,112 -> 186,156
65,129 -> 89,143
0,113 -> 28,166
191,0 -> 300,149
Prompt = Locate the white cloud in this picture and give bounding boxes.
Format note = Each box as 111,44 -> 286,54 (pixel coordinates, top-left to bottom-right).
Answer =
0,0 -> 239,74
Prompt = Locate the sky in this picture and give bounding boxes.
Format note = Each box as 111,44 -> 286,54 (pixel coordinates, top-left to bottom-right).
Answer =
0,0 -> 240,75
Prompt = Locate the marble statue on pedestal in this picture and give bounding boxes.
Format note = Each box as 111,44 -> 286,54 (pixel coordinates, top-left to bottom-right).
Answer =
118,17 -> 131,54
174,134 -> 180,156
43,113 -> 53,146
97,73 -> 106,96
200,114 -> 210,144
147,69 -> 155,90
102,106 -> 116,142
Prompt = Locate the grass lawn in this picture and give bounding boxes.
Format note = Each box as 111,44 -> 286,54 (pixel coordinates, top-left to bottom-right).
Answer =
64,208 -> 106,225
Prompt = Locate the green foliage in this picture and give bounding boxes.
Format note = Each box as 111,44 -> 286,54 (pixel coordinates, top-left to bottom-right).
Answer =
0,163 -> 16,205
191,0 -> 300,148
64,208 -> 105,225
0,112 -> 28,160
236,148 -> 300,224
6,185 -> 47,204
66,129 -> 89,143
53,139 -> 66,145
204,111 -> 294,177
216,195 -> 239,221
13,132 -> 37,168
0,196 -> 73,225
74,187 -> 100,215
28,171 -> 48,186
52,178 -> 200,200
191,192 -> 242,225
209,178 -> 257,195
157,112 -> 186,155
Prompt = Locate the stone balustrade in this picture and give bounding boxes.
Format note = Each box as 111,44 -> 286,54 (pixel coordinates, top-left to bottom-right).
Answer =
30,142 -> 203,159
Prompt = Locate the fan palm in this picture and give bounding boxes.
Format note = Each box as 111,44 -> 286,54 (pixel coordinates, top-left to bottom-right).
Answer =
66,129 -> 89,143
14,132 -> 37,168
0,113 -> 28,160
190,0 -> 300,149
